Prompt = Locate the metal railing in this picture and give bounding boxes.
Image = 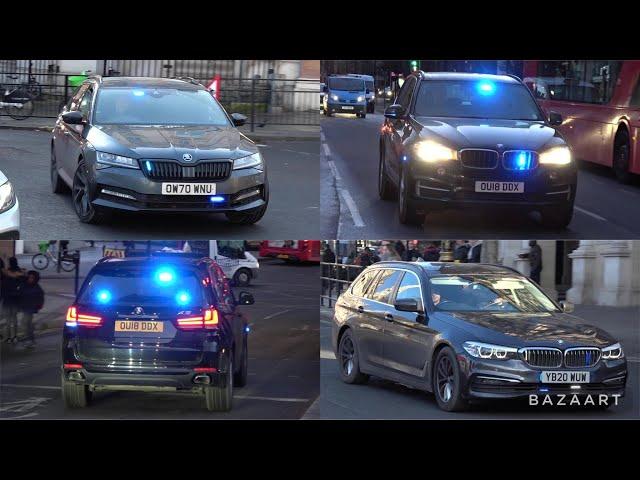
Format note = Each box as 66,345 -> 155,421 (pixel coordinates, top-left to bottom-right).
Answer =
320,262 -> 364,308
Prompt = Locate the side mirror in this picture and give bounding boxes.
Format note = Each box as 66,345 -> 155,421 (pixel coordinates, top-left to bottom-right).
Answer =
231,112 -> 247,127
548,111 -> 563,126
62,110 -> 85,125
238,291 -> 254,305
394,298 -> 422,312
384,104 -> 406,120
559,300 -> 574,313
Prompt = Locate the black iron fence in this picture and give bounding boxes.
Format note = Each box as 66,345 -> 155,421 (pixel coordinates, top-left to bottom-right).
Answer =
320,262 -> 364,308
0,69 -> 319,127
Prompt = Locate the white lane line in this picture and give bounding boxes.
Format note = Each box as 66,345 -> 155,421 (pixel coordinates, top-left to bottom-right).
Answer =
339,189 -> 365,227
235,395 -> 309,403
322,142 -> 331,158
1,384 -> 61,390
574,206 -> 607,222
262,309 -> 294,320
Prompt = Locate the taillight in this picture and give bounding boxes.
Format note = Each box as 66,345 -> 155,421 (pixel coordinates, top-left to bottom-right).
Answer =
63,363 -> 83,370
66,306 -> 103,328
177,308 -> 219,330
194,367 -> 217,373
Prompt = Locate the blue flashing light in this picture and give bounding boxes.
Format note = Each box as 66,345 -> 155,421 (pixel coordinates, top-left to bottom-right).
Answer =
176,291 -> 191,305
145,160 -> 152,172
512,151 -> 534,170
539,387 -> 549,393
97,289 -> 112,304
209,195 -> 225,203
155,267 -> 176,285
133,90 -> 145,97
477,81 -> 496,96
245,326 -> 251,333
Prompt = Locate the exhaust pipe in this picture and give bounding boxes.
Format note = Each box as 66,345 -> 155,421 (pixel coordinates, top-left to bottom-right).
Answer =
193,374 -> 211,385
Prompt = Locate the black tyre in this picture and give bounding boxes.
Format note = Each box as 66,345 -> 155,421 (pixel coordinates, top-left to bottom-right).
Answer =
72,160 -> 108,224
51,145 -> 70,194
398,167 -> 422,225
205,353 -> 233,412
338,329 -> 369,385
432,347 -> 468,412
378,144 -> 395,200
325,108 -> 333,117
233,268 -> 251,287
233,336 -> 248,388
541,203 -> 574,229
613,130 -> 633,184
60,260 -> 76,272
61,372 -> 92,408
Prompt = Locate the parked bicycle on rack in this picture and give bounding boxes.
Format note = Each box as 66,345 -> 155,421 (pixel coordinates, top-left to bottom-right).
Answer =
0,75 -> 35,120
32,243 -> 75,272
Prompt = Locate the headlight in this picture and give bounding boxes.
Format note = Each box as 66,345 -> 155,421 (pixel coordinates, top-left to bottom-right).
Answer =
602,343 -> 624,360
539,146 -> 571,165
331,94 -> 339,101
234,152 -> 263,171
415,140 -> 457,163
463,341 -> 518,360
357,96 -> 365,102
96,151 -> 139,169
0,181 -> 16,213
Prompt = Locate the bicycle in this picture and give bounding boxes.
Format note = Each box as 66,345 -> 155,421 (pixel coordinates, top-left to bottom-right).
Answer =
32,247 -> 75,272
0,75 -> 35,120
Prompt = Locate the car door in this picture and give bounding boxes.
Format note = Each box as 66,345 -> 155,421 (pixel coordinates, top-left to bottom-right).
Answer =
55,84 -> 89,181
381,270 -> 438,380
386,76 -> 417,184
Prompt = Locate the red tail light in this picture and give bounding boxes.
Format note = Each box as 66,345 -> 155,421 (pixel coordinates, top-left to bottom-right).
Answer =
63,363 -> 83,370
177,307 -> 219,330
66,306 -> 103,328
194,367 -> 217,373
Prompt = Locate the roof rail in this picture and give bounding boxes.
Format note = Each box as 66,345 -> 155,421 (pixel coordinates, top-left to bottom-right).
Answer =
504,73 -> 522,82
173,76 -> 203,87
87,74 -> 102,83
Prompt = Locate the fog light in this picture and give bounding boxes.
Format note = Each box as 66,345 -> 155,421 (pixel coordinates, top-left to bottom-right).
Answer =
436,166 -> 446,175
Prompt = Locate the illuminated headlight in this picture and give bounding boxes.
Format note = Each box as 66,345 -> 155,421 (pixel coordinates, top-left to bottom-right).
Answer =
539,146 -> 571,165
0,181 -> 16,213
463,341 -> 518,360
386,90 -> 393,97
96,151 -> 139,169
415,140 -> 457,163
357,96 -> 365,102
602,343 -> 624,360
233,152 -> 263,171
331,94 -> 339,101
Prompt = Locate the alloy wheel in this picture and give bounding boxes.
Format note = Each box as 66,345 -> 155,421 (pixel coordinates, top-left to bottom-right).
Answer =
73,167 -> 92,217
340,336 -> 355,376
436,355 -> 455,403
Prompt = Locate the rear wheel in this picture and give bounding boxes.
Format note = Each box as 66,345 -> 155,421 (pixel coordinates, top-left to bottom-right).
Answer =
433,347 -> 468,412
51,145 -> 69,194
8,90 -> 34,120
234,336 -> 248,388
72,160 -> 109,224
325,108 -> 333,117
398,167 -> 422,225
32,253 -> 49,270
61,372 -> 91,408
205,353 -> 233,412
613,130 -> 633,184
338,329 -> 369,385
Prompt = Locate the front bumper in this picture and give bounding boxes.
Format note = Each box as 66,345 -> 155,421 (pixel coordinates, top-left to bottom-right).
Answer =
91,165 -> 267,213
326,102 -> 366,114
459,354 -> 627,400
0,200 -> 20,239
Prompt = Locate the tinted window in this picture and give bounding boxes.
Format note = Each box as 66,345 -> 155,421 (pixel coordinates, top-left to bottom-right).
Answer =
78,267 -> 204,307
394,272 -> 422,303
329,77 -> 365,91
351,269 -> 376,297
94,87 -> 229,125
370,269 -> 402,304
414,80 -> 543,120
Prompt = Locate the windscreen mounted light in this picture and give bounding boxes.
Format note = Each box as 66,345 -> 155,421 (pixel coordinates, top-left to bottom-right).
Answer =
133,90 -> 145,97
154,267 -> 176,286
176,291 -> 191,306
477,81 -> 496,96
97,289 -> 112,304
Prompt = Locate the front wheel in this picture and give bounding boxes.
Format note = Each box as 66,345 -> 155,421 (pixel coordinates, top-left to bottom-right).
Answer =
72,160 -> 108,224
338,329 -> 369,385
398,167 -> 422,225
204,353 -> 233,412
433,347 -> 468,412
233,268 -> 251,286
32,253 -> 49,270
613,132 -> 633,184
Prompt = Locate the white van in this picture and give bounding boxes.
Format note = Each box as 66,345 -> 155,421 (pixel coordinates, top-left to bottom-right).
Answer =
347,74 -> 375,113
208,240 -> 259,287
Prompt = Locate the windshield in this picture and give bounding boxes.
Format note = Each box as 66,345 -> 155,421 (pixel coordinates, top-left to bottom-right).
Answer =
94,87 -> 230,126
429,275 -> 559,313
329,77 -> 365,92
365,81 -> 374,91
79,267 -> 205,307
414,80 -> 544,121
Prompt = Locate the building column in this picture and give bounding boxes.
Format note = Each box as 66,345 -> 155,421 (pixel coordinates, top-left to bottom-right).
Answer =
566,241 -> 598,304
599,240 -> 632,306
513,241 -> 531,277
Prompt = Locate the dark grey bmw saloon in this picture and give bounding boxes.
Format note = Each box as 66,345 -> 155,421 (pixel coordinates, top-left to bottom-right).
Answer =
332,261 -> 626,412
51,76 -> 267,225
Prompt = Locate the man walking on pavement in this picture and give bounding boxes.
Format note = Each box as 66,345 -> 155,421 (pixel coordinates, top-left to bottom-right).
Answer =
528,240 -> 543,284
1,257 -> 26,343
17,271 -> 44,348
467,240 -> 482,263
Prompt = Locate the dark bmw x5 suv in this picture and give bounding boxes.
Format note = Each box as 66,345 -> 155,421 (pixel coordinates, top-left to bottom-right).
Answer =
332,262 -> 626,412
379,72 -> 577,228
51,76 -> 268,225
61,254 -> 254,412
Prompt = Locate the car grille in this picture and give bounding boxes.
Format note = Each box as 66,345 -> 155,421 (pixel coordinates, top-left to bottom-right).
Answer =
520,348 -> 563,368
503,150 -> 538,170
459,149 -> 499,169
143,160 -> 232,181
565,348 -> 601,368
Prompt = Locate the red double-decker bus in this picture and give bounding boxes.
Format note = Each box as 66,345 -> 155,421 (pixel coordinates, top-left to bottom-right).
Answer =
522,60 -> 640,183
259,240 -> 321,263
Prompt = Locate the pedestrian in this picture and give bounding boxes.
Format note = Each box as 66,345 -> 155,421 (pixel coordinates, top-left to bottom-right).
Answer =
322,245 -> 336,292
380,244 -> 401,261
453,240 -> 471,263
403,242 -> 421,261
394,240 -> 406,260
358,247 -> 375,267
528,240 -> 543,284
259,68 -> 275,128
1,257 -> 26,343
467,240 -> 482,263
423,242 -> 441,261
17,271 -> 44,348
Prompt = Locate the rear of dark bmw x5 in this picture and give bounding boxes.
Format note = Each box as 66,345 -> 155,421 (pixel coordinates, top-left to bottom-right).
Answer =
61,258 -> 252,412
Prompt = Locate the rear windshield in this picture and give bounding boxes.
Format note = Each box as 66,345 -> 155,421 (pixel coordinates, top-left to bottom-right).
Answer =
414,80 -> 544,121
329,77 -> 365,92
79,267 -> 205,307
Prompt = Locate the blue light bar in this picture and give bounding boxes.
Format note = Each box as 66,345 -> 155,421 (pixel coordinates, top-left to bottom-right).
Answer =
176,291 -> 191,305
209,195 -> 225,203
511,151 -> 534,170
97,289 -> 112,304
155,267 -> 176,285
477,81 -> 496,96
145,160 -> 152,172
133,90 -> 145,97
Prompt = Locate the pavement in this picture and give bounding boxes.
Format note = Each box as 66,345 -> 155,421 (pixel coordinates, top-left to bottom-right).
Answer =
321,112 -> 640,239
0,129 -> 319,239
0,260 -> 320,419
320,305 -> 639,419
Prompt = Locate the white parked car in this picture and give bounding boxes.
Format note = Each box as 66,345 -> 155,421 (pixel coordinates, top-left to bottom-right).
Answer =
0,169 -> 19,239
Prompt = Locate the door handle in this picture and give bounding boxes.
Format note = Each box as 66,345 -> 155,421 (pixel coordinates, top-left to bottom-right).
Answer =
357,306 -> 364,313
384,313 -> 394,322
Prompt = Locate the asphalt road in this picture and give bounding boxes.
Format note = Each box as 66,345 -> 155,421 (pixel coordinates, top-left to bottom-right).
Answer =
320,306 -> 639,419
0,260 -> 319,419
0,130 -> 319,239
321,113 -> 640,239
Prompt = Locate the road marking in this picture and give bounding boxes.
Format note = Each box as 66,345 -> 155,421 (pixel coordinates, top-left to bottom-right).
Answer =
263,309 -> 294,320
574,206 -> 607,222
320,348 -> 336,360
235,395 -> 309,403
340,189 -> 365,227
1,383 -> 60,390
322,142 -> 331,158
626,357 -> 640,363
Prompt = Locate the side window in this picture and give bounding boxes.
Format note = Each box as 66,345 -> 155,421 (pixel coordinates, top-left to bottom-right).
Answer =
78,87 -> 94,118
395,77 -> 416,110
370,269 -> 402,304
393,272 -> 422,305
68,84 -> 88,112
351,269 -> 376,297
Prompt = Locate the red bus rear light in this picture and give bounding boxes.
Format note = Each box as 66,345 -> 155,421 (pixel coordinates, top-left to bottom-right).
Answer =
65,306 -> 103,328
63,363 -> 83,370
